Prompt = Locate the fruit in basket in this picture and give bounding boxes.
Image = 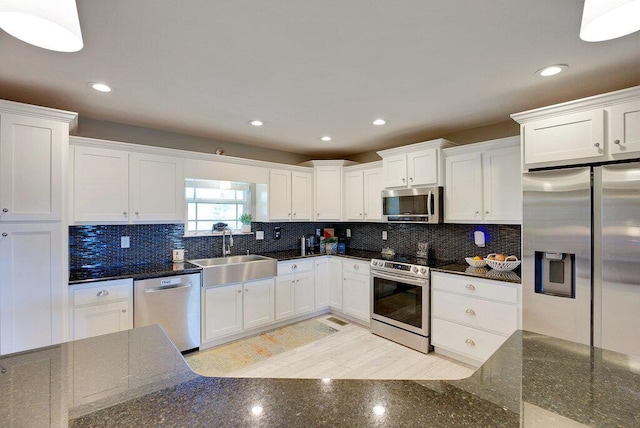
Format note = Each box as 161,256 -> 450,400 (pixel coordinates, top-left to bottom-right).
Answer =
487,253 -> 506,261
473,255 -> 483,260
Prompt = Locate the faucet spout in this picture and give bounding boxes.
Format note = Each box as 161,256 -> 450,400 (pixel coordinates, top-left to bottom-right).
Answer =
222,226 -> 233,257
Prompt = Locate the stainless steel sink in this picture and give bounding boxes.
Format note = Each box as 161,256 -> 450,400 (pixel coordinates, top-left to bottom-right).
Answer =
189,255 -> 277,287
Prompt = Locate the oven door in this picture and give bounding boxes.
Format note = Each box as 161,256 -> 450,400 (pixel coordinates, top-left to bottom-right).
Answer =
370,270 -> 429,337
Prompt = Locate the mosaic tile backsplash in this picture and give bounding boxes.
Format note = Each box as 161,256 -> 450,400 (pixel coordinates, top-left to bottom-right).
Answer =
69,222 -> 520,269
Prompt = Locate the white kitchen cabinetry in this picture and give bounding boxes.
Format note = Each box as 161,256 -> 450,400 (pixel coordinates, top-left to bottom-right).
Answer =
512,86 -> 640,170
243,278 -> 275,329
341,259 -> 371,324
329,257 -> 343,310
70,279 -> 133,340
444,137 -> 521,224
344,163 -> 383,221
0,223 -> 65,355
314,164 -> 343,220
275,260 -> 314,320
377,139 -> 455,188
314,257 -> 330,310
431,271 -> 520,366
71,139 -> 184,224
268,169 -> 313,221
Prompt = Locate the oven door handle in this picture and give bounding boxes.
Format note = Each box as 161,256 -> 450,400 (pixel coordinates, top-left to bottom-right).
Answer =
427,190 -> 432,218
371,271 -> 428,287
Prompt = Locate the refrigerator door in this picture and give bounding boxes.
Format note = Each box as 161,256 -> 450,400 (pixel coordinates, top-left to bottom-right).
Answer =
522,167 -> 592,345
595,163 -> 640,357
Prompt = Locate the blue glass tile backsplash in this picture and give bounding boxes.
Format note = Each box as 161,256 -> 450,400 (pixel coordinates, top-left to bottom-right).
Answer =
69,222 -> 520,269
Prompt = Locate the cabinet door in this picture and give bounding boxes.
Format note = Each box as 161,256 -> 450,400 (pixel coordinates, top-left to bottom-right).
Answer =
344,170 -> 364,220
342,272 -> 370,323
203,283 -> 243,342
0,113 -> 64,221
73,301 -> 131,340
275,274 -> 295,321
363,168 -> 383,221
382,154 -> 407,187
610,100 -> 640,157
445,152 -> 483,222
523,109 -> 606,167
130,153 -> 184,222
482,146 -> 522,223
407,148 -> 438,186
314,257 -> 330,310
291,171 -> 313,220
269,169 -> 291,221
294,270 -> 315,315
0,223 -> 64,355
73,146 -> 129,223
0,348 -> 65,426
329,258 -> 343,310
315,166 -> 342,220
243,278 -> 274,330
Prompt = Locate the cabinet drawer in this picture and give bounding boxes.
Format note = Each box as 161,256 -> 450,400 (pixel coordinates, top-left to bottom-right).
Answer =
432,290 -> 517,335
342,260 -> 370,275
277,259 -> 313,276
73,279 -> 132,306
432,318 -> 508,362
431,273 -> 517,304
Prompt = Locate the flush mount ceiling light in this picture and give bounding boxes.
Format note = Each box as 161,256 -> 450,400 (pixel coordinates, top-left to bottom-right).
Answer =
535,64 -> 569,77
372,119 -> 387,126
88,82 -> 113,93
321,136 -> 332,142
0,0 -> 83,52
249,120 -> 264,126
580,0 -> 640,42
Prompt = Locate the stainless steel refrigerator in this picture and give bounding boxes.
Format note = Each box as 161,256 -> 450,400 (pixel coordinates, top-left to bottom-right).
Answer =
522,162 -> 640,357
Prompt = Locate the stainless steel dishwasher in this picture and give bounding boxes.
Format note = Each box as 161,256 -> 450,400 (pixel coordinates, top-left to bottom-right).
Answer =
134,273 -> 201,352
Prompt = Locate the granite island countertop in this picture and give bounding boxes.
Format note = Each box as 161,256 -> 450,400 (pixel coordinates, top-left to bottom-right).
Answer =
3,326 -> 638,427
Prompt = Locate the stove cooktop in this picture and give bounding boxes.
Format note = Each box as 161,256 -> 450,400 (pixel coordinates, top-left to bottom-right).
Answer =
370,255 -> 452,277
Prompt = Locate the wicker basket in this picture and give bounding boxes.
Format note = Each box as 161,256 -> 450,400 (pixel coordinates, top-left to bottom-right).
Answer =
486,255 -> 521,271
465,257 -> 487,268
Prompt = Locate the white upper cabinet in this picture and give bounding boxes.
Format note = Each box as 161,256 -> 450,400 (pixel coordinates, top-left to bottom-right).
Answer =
377,139 -> 455,188
344,163 -> 383,221
311,161 -> 351,220
444,137 -> 521,224
0,103 -> 76,222
71,139 -> 184,224
130,152 -> 184,222
269,168 -> 312,221
512,86 -> 640,170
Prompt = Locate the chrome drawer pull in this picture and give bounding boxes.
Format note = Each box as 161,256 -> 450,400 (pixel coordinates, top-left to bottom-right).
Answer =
96,290 -> 109,297
465,284 -> 476,291
465,339 -> 475,346
354,265 -> 359,270
465,309 -> 476,316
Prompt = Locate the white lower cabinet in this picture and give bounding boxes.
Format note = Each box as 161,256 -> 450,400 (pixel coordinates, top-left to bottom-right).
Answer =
275,260 -> 314,321
202,278 -> 275,344
431,272 -> 520,366
314,257 -> 330,310
329,257 -> 343,310
70,279 -> 133,340
341,259 -> 371,324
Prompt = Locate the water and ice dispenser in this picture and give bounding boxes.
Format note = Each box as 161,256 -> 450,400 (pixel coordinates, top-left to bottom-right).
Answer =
534,252 -> 575,298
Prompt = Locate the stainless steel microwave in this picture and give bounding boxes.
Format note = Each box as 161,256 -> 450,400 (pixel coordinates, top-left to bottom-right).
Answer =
382,187 -> 443,223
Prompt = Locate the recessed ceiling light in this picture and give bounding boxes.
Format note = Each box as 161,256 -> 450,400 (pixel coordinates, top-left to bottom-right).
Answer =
321,136 -> 332,142
249,120 -> 264,126
88,82 -> 113,92
535,64 -> 569,77
372,119 -> 387,126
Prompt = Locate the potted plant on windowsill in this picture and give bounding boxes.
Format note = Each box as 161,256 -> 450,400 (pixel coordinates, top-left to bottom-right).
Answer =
239,213 -> 252,233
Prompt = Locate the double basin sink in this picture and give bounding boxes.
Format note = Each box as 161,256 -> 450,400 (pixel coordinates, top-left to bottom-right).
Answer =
189,254 -> 277,287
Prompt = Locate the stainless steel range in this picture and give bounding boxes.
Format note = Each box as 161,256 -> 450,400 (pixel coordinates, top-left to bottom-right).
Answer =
370,256 -> 433,353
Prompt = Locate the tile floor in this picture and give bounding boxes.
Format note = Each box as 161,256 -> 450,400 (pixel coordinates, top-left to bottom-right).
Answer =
219,315 -> 477,380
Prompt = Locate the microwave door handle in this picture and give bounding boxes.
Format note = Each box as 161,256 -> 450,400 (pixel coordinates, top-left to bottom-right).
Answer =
427,190 -> 432,218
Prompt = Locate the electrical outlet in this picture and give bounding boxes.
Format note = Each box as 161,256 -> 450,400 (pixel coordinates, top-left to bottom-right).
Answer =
121,236 -> 130,248
346,229 -> 351,238
256,231 -> 265,240
273,227 -> 281,239
382,231 -> 388,240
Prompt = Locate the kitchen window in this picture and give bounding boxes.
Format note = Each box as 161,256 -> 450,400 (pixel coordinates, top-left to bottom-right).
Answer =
185,179 -> 250,234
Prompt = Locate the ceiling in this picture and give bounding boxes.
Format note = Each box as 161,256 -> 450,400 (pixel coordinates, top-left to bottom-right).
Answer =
0,0 -> 638,158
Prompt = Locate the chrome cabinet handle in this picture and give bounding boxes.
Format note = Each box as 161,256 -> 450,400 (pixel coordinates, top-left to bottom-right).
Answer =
292,264 -> 297,270
2,208 -> 7,213
485,211 -> 489,214
96,290 -> 109,297
135,211 -> 139,215
122,309 -> 127,313
402,178 -> 406,182
237,289 -> 241,294
465,339 -> 475,346
317,213 -> 320,217
1,232 -> 7,237
123,211 -> 127,216
465,309 -> 476,316
354,264 -> 359,270
288,213 -> 291,217
465,284 -> 476,291
614,139 -> 621,145
594,143 -> 600,148
293,213 -> 296,216
475,211 -> 479,214
409,177 -> 413,181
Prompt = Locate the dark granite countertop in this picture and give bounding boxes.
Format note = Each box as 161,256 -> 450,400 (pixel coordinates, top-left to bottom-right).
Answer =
260,248 -> 381,262
3,326 -> 639,427
68,262 -> 202,285
433,263 -> 521,284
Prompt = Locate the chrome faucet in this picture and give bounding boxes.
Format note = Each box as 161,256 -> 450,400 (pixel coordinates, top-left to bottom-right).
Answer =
222,225 -> 233,256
